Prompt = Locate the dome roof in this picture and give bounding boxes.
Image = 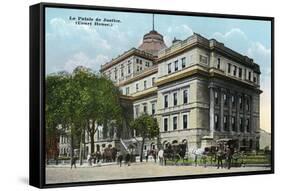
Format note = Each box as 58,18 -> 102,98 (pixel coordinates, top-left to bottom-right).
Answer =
138,30 -> 167,56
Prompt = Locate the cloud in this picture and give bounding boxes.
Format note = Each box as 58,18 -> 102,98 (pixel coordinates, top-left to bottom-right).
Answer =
164,24 -> 193,46
64,52 -> 109,73
212,28 -> 248,42
48,17 -> 111,50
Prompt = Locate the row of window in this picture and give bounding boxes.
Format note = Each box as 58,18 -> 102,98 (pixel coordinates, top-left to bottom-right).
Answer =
214,115 -> 251,132
135,102 -> 156,117
107,58 -> 152,80
214,91 -> 251,111
216,58 -> 257,82
164,89 -> 189,108
167,57 -> 186,74
163,114 -> 189,132
124,77 -> 156,95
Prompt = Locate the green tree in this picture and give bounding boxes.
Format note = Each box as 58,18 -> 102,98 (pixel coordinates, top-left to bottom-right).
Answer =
130,114 -> 159,162
46,66 -> 124,167
46,72 -> 71,162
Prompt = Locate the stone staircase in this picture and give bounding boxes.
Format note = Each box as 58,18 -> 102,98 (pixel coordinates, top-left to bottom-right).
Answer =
119,137 -> 141,156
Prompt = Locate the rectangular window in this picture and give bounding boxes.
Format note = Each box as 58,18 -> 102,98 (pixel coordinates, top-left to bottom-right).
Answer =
215,114 -> 219,131
228,63 -> 231,73
240,118 -> 244,132
173,92 -> 178,106
140,59 -> 142,65
223,115 -> 228,131
152,103 -> 155,115
121,68 -> 124,77
145,61 -> 149,67
238,68 -> 242,78
246,119 -> 250,132
143,105 -> 147,114
233,65 -> 237,76
214,91 -> 219,105
217,58 -> 221,69
114,69 -> 117,80
183,114 -> 188,129
135,106 -> 139,117
144,80 -> 147,89
174,60 -> 178,71
136,58 -> 139,63
164,95 -> 168,108
182,57 -> 186,68
246,98 -> 250,111
137,65 -> 140,72
126,87 -> 129,95
223,94 -> 227,106
164,118 -> 168,132
136,83 -> 139,92
231,116 -> 236,131
152,77 -> 155,86
254,76 -> 257,83
173,116 -> 177,130
239,97 -> 243,110
168,63 -> 171,73
248,71 -> 252,81
231,95 -> 235,107
128,64 -> 131,74
183,89 -> 188,104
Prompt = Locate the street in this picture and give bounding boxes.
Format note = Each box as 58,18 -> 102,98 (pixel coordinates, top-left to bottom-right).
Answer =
46,162 -> 270,184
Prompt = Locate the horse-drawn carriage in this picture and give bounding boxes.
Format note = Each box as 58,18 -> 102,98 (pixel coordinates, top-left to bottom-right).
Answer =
203,139 -> 245,167
163,142 -> 188,165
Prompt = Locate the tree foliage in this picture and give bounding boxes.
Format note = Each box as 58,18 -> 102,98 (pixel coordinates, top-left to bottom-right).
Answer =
130,114 -> 159,162
45,66 -> 123,164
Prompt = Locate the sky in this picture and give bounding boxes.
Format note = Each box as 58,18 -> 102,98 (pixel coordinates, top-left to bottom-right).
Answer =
45,8 -> 272,133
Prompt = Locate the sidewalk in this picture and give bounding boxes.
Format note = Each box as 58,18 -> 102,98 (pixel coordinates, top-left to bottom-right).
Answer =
46,162 -> 117,168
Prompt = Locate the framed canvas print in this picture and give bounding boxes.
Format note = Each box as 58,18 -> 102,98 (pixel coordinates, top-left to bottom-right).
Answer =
29,2 -> 274,188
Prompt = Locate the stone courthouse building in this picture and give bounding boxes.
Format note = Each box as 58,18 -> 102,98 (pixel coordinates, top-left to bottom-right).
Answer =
58,26 -> 262,157
97,27 -> 262,153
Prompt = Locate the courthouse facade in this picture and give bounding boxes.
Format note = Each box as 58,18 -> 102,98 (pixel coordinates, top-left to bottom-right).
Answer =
59,28 -> 262,157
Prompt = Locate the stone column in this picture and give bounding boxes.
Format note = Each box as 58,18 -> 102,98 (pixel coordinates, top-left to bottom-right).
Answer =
243,94 -> 247,133
220,88 -> 224,132
228,92 -> 233,133
235,93 -> 240,133
209,85 -> 215,138
250,96 -> 254,134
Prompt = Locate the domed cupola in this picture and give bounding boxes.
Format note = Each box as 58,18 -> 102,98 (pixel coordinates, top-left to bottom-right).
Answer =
138,14 -> 167,56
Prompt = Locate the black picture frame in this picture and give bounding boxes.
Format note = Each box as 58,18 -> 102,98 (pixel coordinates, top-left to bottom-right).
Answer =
30,2 -> 275,188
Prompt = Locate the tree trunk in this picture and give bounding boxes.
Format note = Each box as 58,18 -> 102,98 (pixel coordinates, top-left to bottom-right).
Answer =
70,127 -> 74,168
79,129 -> 84,165
90,132 -> 95,154
140,137 -> 145,162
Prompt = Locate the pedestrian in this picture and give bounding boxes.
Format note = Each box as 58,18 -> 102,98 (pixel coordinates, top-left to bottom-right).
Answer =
192,149 -> 198,167
93,153 -> 96,164
117,151 -> 123,167
202,151 -> 208,168
145,150 -> 149,162
152,150 -> 157,163
71,156 -> 77,169
87,154 -> 92,166
216,148 -> 223,169
158,149 -> 164,165
226,146 -> 232,169
126,152 -> 131,166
